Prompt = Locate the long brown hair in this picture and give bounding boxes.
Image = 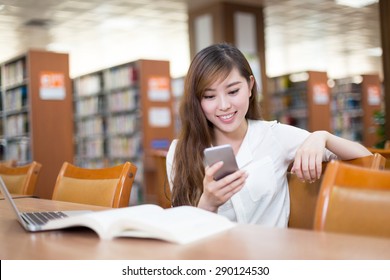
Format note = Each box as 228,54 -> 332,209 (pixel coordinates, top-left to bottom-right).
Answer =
171,43 -> 262,207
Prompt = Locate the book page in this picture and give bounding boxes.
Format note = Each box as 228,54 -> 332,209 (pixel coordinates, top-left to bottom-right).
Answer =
46,204 -> 235,244
113,206 -> 235,244
45,204 -> 163,239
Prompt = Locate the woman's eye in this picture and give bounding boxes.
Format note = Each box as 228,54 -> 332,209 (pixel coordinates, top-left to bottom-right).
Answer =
229,89 -> 239,95
203,95 -> 215,100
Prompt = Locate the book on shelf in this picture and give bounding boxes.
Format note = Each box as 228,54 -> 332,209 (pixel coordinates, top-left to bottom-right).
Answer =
46,204 -> 235,244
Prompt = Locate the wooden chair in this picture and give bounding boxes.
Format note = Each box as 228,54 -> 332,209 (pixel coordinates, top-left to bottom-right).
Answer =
384,140 -> 390,149
0,161 -> 42,195
52,161 -> 137,208
288,153 -> 386,229
367,147 -> 390,169
314,160 -> 390,238
150,150 -> 171,208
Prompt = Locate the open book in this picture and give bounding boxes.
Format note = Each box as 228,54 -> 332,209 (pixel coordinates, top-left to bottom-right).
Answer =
45,204 -> 236,244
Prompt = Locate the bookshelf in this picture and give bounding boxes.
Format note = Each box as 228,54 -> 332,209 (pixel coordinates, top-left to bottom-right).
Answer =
73,59 -> 175,205
268,71 -> 331,132
331,74 -> 382,147
0,49 -> 74,199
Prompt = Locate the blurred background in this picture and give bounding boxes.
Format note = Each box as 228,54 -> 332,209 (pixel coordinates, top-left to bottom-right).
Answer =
0,0 -> 382,79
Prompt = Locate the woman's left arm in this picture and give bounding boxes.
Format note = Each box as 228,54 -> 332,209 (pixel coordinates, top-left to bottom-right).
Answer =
291,130 -> 372,182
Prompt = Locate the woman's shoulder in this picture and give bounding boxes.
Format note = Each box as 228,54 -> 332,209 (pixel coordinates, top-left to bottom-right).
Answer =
249,119 -> 308,132
166,139 -> 178,164
170,139 -> 178,147
248,120 -> 309,139
168,139 -> 178,153
248,119 -> 278,130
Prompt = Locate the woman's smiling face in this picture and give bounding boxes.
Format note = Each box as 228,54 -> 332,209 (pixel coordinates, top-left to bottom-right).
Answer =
200,67 -> 254,136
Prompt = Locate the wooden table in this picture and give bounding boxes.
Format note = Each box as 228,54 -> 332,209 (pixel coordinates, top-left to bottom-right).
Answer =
1,198 -> 390,260
0,193 -> 35,200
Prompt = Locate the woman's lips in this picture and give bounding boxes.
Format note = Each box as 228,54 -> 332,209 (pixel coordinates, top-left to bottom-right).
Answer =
218,112 -> 236,122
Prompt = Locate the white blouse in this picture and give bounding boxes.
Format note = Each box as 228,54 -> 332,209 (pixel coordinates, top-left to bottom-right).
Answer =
166,120 -> 337,228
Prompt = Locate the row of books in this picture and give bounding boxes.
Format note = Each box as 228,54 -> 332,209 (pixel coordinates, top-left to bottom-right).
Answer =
6,140 -> 30,164
4,86 -> 28,111
77,138 -> 105,158
75,97 -> 104,117
74,74 -> 103,97
76,136 -> 141,159
107,136 -> 141,158
333,77 -> 363,92
5,114 -> 28,137
106,115 -> 138,135
104,65 -> 138,90
76,118 -> 104,137
1,59 -> 26,88
333,112 -> 364,129
269,74 -> 364,100
332,88 -> 362,111
74,65 -> 138,97
74,88 -> 139,118
107,89 -> 138,112
76,114 -> 138,137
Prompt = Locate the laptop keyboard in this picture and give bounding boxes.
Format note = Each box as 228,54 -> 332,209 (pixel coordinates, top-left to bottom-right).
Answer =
22,211 -> 69,225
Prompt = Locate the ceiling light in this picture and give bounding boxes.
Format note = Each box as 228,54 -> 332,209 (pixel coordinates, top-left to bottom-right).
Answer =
335,0 -> 378,8
100,18 -> 139,30
47,43 -> 71,53
352,75 -> 363,84
366,47 -> 382,57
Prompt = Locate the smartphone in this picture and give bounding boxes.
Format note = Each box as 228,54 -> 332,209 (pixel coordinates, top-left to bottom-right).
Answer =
203,144 -> 239,180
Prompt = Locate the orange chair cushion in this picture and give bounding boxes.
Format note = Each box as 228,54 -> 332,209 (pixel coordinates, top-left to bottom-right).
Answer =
53,177 -> 120,207
1,174 -> 27,194
325,186 -> 390,238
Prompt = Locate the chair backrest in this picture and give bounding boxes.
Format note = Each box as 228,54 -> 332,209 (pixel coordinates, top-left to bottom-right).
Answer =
314,160 -> 390,238
288,154 -> 386,229
52,162 -> 137,208
384,140 -> 390,149
151,150 -> 171,208
344,152 -> 386,169
0,161 -> 42,195
367,147 -> 390,169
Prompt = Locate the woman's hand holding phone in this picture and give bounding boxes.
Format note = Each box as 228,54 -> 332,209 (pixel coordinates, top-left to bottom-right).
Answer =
198,145 -> 248,212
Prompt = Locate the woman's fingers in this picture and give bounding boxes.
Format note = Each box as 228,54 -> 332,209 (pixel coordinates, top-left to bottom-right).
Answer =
204,161 -> 223,182
203,164 -> 247,207
219,170 -> 247,197
292,151 -> 323,182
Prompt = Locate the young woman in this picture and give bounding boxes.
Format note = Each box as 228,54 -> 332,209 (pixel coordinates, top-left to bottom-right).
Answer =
166,43 -> 371,227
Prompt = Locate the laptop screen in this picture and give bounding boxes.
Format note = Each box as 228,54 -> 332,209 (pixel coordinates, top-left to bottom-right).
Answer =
0,176 -> 29,226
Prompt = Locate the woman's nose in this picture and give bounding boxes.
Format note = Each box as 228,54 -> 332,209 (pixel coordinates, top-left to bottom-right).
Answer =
218,95 -> 231,110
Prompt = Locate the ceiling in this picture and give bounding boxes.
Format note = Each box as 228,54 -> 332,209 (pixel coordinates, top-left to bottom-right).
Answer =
0,0 -> 382,79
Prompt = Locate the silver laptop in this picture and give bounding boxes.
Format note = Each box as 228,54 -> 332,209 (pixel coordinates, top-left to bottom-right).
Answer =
0,176 -> 90,232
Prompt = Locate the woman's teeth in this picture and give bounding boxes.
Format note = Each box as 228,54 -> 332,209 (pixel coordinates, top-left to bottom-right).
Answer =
220,113 -> 234,120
